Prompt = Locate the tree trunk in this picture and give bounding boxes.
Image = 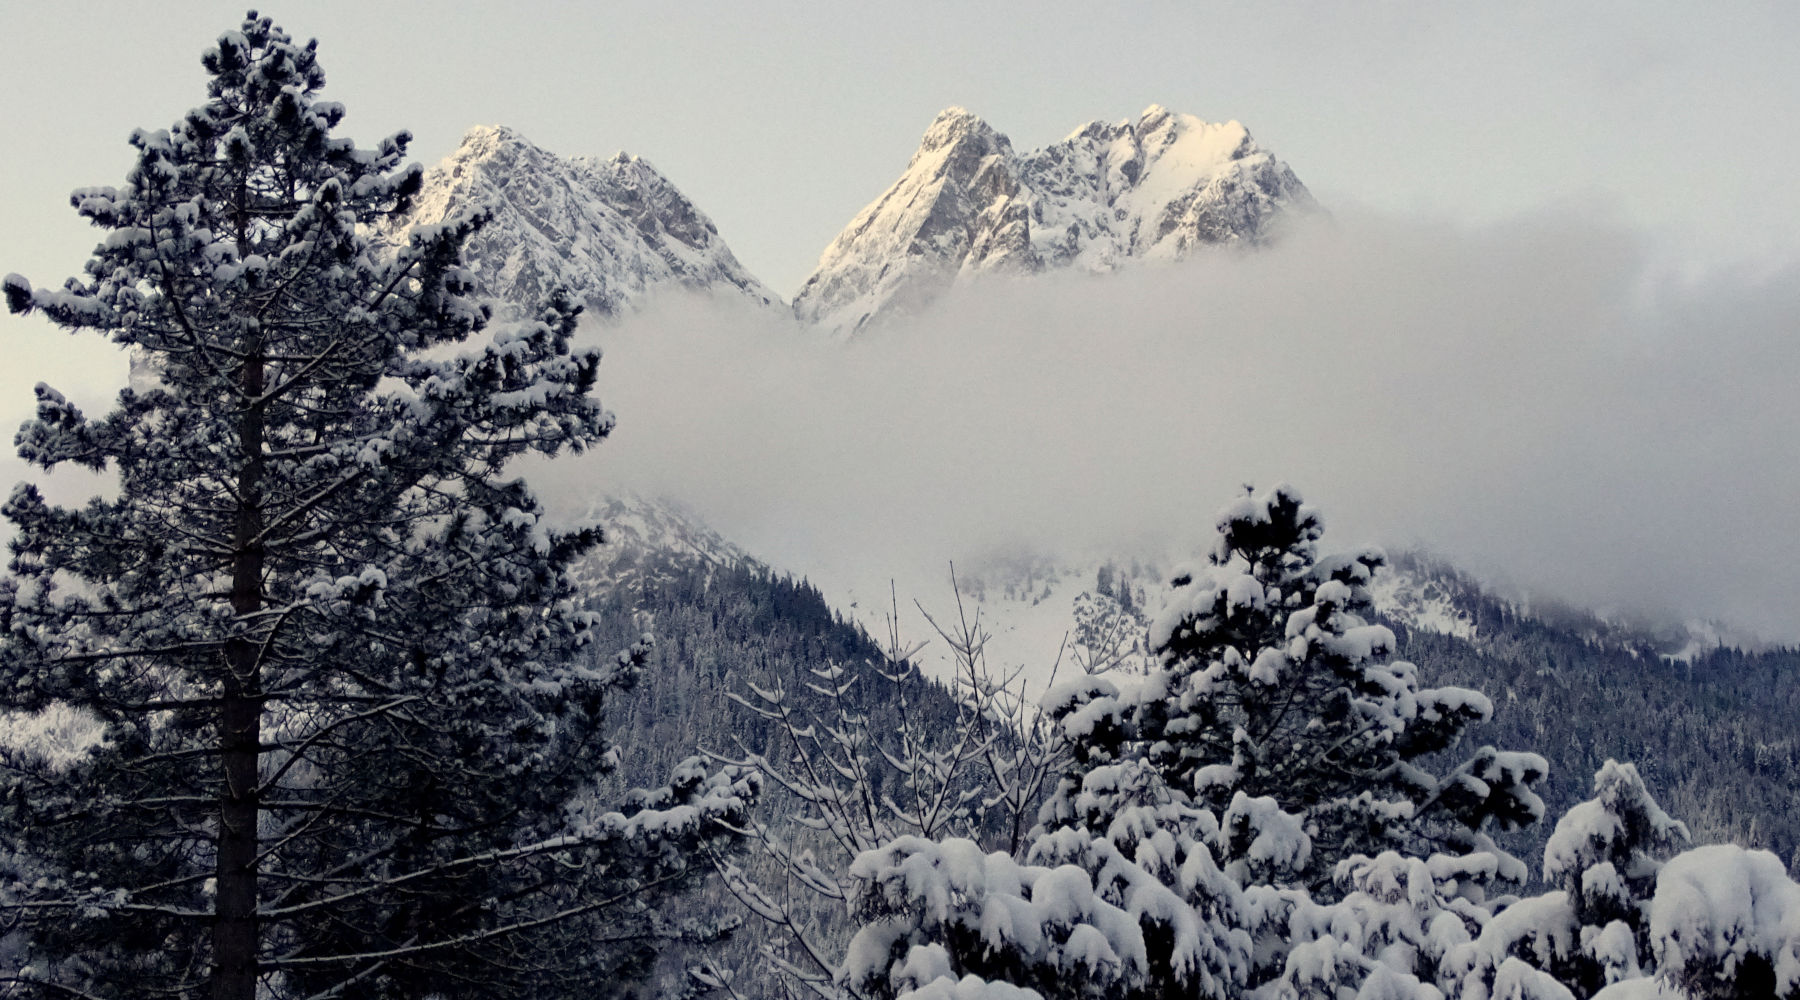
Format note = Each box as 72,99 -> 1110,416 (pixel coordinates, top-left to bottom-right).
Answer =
214,340 -> 265,1000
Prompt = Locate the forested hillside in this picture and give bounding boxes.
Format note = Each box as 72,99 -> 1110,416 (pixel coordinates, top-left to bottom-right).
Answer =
578,550 -> 974,995
1392,561 -> 1800,875
558,533 -> 1800,998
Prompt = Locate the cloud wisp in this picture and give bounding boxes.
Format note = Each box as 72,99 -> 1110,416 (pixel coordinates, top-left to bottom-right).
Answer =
552,207 -> 1800,643
1,206 -> 1791,644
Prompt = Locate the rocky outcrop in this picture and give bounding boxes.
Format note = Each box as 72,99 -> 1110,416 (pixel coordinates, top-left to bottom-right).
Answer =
382,125 -> 778,317
794,105 -> 1316,335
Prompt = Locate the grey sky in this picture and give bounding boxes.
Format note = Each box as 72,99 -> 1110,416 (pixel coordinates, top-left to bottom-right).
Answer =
2,1 -> 1796,295
1,2 -> 1797,639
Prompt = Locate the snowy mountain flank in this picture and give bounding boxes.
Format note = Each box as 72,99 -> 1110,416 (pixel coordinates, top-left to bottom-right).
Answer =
825,551 -> 1485,696
793,104 -> 1318,334
372,110 -> 1751,678
382,125 -> 779,317
566,493 -> 750,599
381,107 -> 1311,335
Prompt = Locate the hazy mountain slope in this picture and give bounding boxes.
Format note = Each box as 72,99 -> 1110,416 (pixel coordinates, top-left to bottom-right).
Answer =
868,548 -> 1800,877
381,125 -> 779,317
793,105 -> 1317,334
363,107 -> 1800,888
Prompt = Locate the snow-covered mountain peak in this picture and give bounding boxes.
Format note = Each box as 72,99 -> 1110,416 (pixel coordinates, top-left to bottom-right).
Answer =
916,106 -> 1006,154
790,106 -> 1030,334
565,492 -> 753,599
794,105 -> 1317,335
1129,107 -> 1255,175
452,122 -> 526,154
381,124 -> 778,318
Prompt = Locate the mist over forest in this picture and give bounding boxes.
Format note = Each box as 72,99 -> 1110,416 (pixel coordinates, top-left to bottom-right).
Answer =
549,208 -> 1800,644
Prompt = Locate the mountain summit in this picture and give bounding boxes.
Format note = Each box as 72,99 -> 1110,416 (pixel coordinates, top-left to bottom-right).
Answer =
384,125 -> 778,317
793,105 -> 1317,335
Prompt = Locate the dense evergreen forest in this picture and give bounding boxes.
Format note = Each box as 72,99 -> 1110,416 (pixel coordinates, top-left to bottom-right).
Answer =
1395,569 -> 1800,874
570,539 -> 1800,997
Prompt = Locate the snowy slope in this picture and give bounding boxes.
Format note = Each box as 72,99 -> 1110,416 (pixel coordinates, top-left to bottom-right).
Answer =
381,125 -> 779,318
808,551 -> 1484,698
1369,559 -> 1480,641
566,493 -> 753,599
793,105 -> 1317,335
373,130 -> 778,602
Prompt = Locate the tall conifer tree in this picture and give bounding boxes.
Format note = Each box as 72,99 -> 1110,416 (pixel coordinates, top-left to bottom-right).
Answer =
0,13 -> 751,999
1044,486 -> 1547,901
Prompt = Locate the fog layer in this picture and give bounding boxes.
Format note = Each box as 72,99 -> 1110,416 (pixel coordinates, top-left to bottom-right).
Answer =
554,208 -> 1800,642
2,208 -> 1792,643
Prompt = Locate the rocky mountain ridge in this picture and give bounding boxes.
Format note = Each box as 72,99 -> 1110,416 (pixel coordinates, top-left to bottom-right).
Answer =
373,116 -> 1748,665
383,107 -> 1315,333
380,125 -> 779,318
792,104 -> 1319,334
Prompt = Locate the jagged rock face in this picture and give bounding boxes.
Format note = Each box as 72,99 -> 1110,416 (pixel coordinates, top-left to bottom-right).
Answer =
567,493 -> 751,599
384,125 -> 778,317
794,105 -> 1317,335
789,109 -> 1030,335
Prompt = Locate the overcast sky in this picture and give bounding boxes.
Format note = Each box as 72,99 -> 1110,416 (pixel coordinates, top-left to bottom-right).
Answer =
1,2 -> 1797,641
2,1 -> 1796,293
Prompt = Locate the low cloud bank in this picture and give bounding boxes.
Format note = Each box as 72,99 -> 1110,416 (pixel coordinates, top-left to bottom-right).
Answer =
549,208 -> 1800,643
1,207 -> 1791,643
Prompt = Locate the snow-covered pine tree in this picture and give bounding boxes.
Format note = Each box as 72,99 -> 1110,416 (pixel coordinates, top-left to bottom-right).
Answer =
838,816 -> 1249,1000
1441,760 -> 1690,1000
1542,761 -> 1689,993
1131,485 -> 1546,893
834,647 -> 1251,999
0,14 -> 752,1000
1636,843 -> 1800,1000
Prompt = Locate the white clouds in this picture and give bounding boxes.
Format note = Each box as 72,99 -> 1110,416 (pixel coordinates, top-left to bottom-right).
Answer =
1,206 -> 1792,643
559,208 -> 1800,642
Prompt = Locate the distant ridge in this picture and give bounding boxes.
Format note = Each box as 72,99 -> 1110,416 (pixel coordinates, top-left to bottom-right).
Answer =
381,125 -> 779,318
793,105 -> 1317,335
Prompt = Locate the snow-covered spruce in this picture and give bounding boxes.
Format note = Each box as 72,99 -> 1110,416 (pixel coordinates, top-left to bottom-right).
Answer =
1438,760 -> 1800,1000
1643,844 -> 1800,999
794,105 -> 1317,335
838,829 -> 1248,1000
1046,485 -> 1546,904
827,487 -> 1800,1000
837,487 -> 1544,1000
0,14 -> 750,1000
1268,849 -> 1518,1000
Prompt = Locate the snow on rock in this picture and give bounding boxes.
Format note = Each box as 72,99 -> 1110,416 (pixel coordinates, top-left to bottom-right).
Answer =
564,492 -> 751,599
1369,559 -> 1480,641
380,125 -> 779,318
794,105 -> 1317,336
